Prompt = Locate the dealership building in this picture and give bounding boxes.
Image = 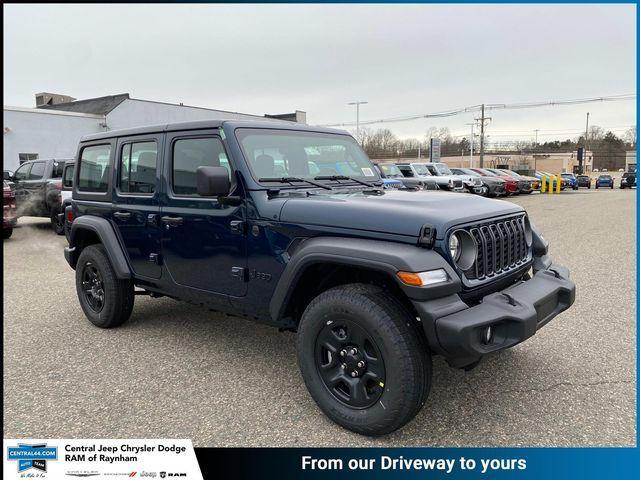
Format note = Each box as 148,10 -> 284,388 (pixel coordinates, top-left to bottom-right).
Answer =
3,92 -> 306,171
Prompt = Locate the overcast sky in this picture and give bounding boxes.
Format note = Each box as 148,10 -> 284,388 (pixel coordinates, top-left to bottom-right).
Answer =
4,4 -> 636,141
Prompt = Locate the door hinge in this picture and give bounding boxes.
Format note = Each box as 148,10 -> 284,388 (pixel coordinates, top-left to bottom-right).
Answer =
148,253 -> 162,265
418,224 -> 436,248
230,220 -> 246,235
231,266 -> 248,282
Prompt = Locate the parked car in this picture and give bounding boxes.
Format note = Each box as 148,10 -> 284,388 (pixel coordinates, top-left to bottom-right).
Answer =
64,120 -> 575,436
576,175 -> 592,188
560,173 -> 579,190
450,167 -> 506,197
396,162 -> 464,191
3,180 -> 17,239
620,172 -> 636,189
497,169 -> 540,192
470,168 -> 519,195
377,163 -> 437,190
424,162 -> 484,194
7,159 -> 72,225
486,168 -> 532,194
595,174 -> 614,189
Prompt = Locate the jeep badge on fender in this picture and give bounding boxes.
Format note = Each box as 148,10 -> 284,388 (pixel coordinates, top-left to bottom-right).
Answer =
64,120 -> 575,436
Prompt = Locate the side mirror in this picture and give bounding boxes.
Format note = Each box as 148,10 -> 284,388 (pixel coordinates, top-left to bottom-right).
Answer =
196,166 -> 230,197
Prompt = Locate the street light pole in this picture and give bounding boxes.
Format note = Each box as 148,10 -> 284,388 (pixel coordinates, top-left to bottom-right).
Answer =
348,101 -> 368,140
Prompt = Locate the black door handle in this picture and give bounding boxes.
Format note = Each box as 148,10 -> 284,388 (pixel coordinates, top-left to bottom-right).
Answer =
161,215 -> 184,226
113,211 -> 132,220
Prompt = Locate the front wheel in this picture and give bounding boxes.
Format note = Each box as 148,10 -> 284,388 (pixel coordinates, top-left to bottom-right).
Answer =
75,244 -> 134,328
296,284 -> 431,436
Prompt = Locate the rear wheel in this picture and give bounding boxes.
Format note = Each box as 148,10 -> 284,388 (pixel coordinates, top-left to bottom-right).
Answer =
51,208 -> 65,235
75,244 -> 134,328
297,284 -> 431,436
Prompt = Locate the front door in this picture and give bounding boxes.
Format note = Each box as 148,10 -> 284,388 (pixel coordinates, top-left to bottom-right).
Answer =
111,135 -> 163,279
160,131 -> 247,297
14,161 -> 47,215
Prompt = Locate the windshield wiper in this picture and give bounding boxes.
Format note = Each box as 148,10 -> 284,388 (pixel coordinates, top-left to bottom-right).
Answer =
314,175 -> 377,188
259,177 -> 332,190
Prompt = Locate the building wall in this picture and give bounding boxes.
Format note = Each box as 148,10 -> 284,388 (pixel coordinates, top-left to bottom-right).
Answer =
3,107 -> 104,171
105,99 -> 271,131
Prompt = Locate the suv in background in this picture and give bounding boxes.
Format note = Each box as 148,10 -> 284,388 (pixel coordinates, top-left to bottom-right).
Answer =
396,162 -> 464,192
64,120 -> 575,436
57,161 -> 75,238
450,167 -> 506,197
576,174 -> 592,189
377,163 -> 437,190
7,158 -> 72,225
595,174 -> 614,189
620,172 -> 636,189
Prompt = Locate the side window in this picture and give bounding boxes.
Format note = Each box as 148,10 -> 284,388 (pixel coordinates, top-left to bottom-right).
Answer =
120,141 -> 157,194
63,165 -> 75,188
14,163 -> 31,181
29,162 -> 45,180
172,137 -> 231,196
77,144 -> 111,192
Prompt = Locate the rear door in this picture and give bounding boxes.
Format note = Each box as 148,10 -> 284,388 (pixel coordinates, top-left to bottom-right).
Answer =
111,135 -> 163,279
160,131 -> 247,297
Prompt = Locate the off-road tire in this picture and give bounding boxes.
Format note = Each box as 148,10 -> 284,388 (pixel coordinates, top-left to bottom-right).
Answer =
3,227 -> 13,239
75,244 -> 134,328
296,283 -> 431,436
51,208 -> 65,235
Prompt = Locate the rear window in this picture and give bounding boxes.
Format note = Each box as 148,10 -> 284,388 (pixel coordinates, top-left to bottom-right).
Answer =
62,164 -> 75,188
77,144 -> 111,192
52,161 -> 65,178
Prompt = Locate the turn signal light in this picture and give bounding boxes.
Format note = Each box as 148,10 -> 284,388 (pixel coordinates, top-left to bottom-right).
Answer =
397,269 -> 448,287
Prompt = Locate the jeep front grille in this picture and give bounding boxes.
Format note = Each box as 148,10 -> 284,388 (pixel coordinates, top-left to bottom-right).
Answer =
462,215 -> 531,281
453,179 -> 463,188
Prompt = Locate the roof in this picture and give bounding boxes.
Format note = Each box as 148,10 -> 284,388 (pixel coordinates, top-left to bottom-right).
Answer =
37,94 -> 130,115
80,119 -> 349,142
4,105 -> 104,119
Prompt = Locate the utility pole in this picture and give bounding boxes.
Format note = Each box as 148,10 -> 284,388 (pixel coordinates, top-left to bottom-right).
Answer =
477,104 -> 491,168
534,129 -> 539,147
466,122 -> 475,168
585,112 -> 590,171
348,101 -> 368,140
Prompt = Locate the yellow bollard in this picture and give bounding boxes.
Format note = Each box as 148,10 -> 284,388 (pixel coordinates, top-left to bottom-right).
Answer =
556,174 -> 561,193
541,176 -> 547,193
549,175 -> 555,194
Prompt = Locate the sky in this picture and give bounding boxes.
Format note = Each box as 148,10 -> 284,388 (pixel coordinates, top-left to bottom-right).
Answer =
3,4 -> 636,142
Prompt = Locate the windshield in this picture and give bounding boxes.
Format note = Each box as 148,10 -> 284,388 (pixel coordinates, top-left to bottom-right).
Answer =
433,163 -> 453,175
236,128 -> 379,185
500,169 -> 519,177
458,168 -> 480,177
379,164 -> 403,177
413,164 -> 432,176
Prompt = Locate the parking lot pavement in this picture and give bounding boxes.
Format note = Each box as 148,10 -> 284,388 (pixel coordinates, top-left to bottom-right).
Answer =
3,188 -> 636,447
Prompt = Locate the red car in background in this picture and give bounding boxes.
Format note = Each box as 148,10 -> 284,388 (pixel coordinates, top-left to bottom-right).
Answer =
470,168 -> 519,195
4,180 -> 17,239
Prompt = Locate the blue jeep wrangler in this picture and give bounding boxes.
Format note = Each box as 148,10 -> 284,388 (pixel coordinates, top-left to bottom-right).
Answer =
64,120 -> 575,436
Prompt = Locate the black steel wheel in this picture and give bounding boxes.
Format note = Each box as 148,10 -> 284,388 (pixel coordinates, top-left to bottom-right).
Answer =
315,317 -> 386,409
297,283 -> 431,436
81,262 -> 105,313
75,244 -> 134,328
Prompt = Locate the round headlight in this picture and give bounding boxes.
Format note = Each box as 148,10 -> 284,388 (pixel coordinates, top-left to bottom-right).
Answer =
449,233 -> 460,261
449,230 -> 477,271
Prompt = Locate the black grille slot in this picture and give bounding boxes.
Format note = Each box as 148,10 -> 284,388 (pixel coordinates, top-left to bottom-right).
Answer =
461,215 -> 530,281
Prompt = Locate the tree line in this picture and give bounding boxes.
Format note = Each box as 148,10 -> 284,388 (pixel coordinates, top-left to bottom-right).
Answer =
354,125 -> 636,159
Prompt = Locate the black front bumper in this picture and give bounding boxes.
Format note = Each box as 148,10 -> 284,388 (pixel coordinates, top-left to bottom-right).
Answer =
412,263 -> 575,367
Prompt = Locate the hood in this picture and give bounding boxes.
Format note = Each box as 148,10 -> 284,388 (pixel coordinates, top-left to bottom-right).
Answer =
480,176 -> 505,185
278,189 -> 523,239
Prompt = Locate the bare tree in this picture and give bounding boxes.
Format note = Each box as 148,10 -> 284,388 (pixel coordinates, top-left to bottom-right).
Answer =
625,126 -> 637,147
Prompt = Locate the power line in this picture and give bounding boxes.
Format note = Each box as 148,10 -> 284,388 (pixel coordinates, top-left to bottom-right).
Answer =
320,93 -> 636,127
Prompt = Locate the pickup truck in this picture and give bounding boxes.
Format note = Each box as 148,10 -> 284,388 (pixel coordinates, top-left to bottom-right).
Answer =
8,159 -> 73,227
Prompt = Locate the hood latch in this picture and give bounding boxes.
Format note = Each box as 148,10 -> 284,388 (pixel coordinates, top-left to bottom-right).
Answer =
418,224 -> 436,248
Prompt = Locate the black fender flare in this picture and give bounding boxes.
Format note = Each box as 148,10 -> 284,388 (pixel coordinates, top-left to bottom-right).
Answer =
269,236 -> 461,321
67,216 -> 131,279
